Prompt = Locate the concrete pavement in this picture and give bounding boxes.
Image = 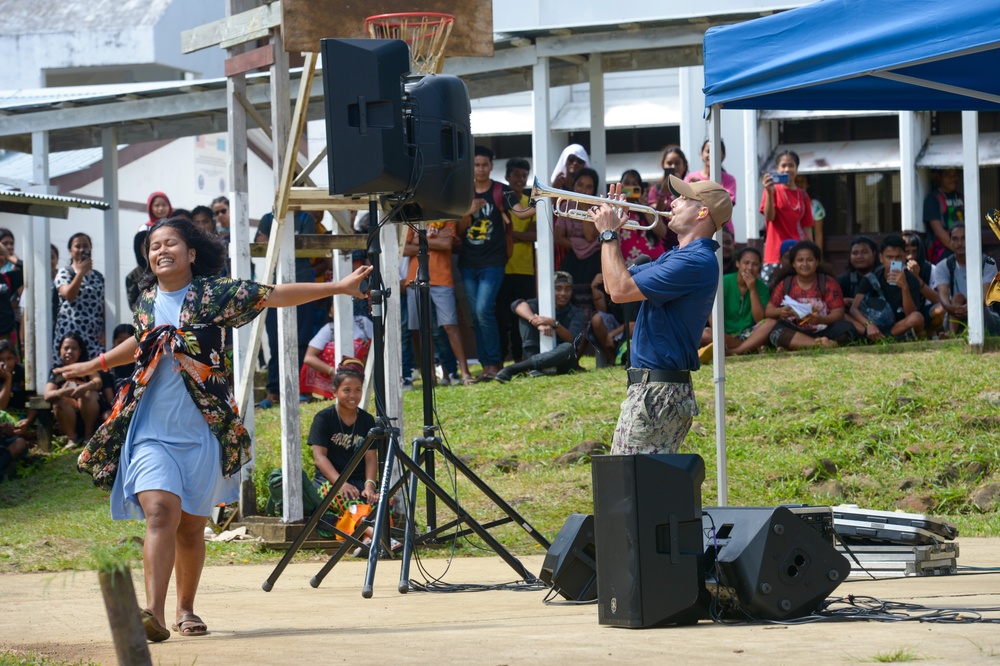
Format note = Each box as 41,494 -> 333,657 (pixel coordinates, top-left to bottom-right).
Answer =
2,539 -> 1000,665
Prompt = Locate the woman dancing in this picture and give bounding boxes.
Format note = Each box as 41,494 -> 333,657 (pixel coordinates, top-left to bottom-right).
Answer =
58,217 -> 371,642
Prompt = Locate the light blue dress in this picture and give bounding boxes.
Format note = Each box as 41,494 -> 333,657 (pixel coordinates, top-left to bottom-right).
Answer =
109,284 -> 239,519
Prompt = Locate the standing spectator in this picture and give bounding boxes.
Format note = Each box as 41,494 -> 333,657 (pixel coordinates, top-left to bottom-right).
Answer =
931,224 -> 1000,335
851,235 -> 925,342
458,145 -> 512,381
617,169 -> 667,263
554,168 -> 602,288
647,146 -> 689,250
796,175 -> 827,255
53,233 -> 105,365
404,221 -> 474,386
923,168 -> 963,264
255,211 -> 321,408
125,231 -> 148,311
191,206 -> 216,236
685,139 -> 736,235
497,157 -> 537,362
720,228 -> 737,275
143,192 -> 173,231
0,241 -> 23,354
211,196 -> 231,241
550,144 -> 590,191
760,151 -> 815,283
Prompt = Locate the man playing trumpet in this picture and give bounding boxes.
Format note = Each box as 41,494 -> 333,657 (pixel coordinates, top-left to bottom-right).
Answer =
590,176 -> 731,455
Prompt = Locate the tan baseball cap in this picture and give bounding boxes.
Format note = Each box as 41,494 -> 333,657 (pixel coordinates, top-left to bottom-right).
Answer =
666,175 -> 733,230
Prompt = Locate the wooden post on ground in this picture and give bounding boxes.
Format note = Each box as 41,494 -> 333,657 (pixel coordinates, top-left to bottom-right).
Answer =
98,567 -> 152,665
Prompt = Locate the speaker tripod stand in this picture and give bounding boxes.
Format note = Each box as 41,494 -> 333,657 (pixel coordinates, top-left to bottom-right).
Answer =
263,202 -> 550,596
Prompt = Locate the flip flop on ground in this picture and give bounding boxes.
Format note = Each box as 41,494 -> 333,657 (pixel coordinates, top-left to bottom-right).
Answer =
171,613 -> 208,636
141,609 -> 170,642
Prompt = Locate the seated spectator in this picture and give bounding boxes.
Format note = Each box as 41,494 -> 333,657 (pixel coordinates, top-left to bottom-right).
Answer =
700,247 -> 769,356
109,324 -> 137,391
767,239 -> 799,291
931,224 -> 1000,335
589,272 -> 631,366
720,228 -> 737,274
850,234 -> 925,342
308,358 -> 377,551
212,196 -> 231,241
44,333 -> 101,449
0,419 -> 28,480
732,241 -> 855,352
902,231 -> 945,333
0,340 -> 32,435
495,272 -> 584,382
301,302 -> 373,399
838,236 -> 878,307
838,235 -> 879,333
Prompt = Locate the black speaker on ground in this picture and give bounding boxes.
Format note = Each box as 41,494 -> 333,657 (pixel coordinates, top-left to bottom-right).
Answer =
702,506 -> 850,621
321,38 -> 473,218
321,39 -> 411,196
592,454 -> 708,628
539,513 -> 597,601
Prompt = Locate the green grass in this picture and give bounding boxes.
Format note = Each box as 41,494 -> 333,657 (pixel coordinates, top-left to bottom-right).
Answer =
2,341 -> 999,572
871,647 -> 921,662
0,653 -> 99,666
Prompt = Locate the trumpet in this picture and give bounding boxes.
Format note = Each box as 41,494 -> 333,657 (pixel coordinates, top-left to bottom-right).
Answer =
528,178 -> 668,231
986,209 -> 1000,305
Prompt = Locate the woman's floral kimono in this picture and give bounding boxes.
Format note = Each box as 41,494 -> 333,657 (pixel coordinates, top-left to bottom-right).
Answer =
78,276 -> 273,491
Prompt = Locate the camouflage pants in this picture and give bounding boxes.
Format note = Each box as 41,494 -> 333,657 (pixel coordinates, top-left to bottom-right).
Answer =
610,380 -> 699,455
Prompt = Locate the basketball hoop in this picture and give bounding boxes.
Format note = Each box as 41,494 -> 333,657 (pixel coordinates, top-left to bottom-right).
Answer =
365,12 -> 455,75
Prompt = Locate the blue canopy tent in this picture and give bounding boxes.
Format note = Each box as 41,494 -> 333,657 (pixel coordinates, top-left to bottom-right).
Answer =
699,0 -> 1000,502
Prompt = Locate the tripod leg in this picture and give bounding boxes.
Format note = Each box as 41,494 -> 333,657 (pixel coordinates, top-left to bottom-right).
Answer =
397,436 -> 423,593
361,431 -> 400,598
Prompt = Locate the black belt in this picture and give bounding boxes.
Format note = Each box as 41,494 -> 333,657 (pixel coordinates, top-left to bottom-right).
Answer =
627,368 -> 691,385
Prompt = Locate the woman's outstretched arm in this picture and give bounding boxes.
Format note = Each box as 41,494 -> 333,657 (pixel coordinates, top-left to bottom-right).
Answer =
264,265 -> 373,308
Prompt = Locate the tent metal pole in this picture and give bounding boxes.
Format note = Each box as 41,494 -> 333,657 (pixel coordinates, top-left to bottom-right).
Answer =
708,104 -> 728,506
962,110 -> 984,350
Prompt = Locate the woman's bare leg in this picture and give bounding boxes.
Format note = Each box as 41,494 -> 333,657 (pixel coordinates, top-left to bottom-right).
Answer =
727,319 -> 777,355
174,510 -> 208,629
51,399 -> 78,444
79,391 -> 100,440
137,490 -> 182,629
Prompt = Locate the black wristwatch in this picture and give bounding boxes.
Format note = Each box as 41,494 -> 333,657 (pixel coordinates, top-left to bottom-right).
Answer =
598,229 -> 619,244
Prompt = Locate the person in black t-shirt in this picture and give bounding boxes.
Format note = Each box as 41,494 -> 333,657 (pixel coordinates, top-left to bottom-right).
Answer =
308,358 -> 378,503
850,234 -> 924,342
457,145 -> 513,380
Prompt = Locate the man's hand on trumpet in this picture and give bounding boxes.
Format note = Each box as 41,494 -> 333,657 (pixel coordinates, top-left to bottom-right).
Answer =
589,182 -> 630,234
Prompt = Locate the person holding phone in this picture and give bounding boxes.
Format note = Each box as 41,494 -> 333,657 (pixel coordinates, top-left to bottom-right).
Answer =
850,235 -> 924,341
760,150 -> 815,283
53,233 -> 105,366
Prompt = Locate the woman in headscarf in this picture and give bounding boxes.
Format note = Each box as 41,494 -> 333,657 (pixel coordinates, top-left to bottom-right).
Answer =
550,144 -> 590,190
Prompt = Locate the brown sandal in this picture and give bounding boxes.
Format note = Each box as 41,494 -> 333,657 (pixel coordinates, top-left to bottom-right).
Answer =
141,609 -> 170,642
171,613 -> 208,636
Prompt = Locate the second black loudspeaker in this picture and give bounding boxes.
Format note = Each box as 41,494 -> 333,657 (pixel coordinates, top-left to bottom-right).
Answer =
592,454 -> 708,628
702,506 -> 850,621
539,513 -> 597,601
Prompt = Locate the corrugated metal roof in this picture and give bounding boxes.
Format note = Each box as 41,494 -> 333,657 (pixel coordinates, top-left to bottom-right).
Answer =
0,147 -> 107,182
0,0 -> 171,35
917,132 -> 1000,168
772,139 -> 900,174
0,187 -> 111,218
